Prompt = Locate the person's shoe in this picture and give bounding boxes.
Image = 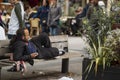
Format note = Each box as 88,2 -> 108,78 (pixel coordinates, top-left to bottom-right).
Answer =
7,65 -> 17,72
20,64 -> 24,71
7,64 -> 24,72
59,50 -> 65,56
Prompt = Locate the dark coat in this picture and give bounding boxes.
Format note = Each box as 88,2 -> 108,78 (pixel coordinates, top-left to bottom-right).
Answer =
33,6 -> 49,24
11,40 -> 34,65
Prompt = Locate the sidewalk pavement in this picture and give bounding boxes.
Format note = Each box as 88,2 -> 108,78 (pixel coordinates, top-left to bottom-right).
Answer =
68,36 -> 89,57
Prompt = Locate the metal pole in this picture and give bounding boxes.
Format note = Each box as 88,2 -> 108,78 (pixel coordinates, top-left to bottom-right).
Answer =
61,58 -> 69,73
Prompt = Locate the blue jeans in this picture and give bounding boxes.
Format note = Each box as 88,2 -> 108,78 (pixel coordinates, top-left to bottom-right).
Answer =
50,27 -> 58,36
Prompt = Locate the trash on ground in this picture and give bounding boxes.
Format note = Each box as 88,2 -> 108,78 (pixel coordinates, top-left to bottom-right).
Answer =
58,76 -> 74,80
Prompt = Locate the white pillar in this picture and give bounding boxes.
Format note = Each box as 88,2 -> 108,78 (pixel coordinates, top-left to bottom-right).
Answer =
107,0 -> 113,16
65,0 -> 69,16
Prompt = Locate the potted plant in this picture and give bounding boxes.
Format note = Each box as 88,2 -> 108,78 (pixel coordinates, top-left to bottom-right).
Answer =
82,29 -> 120,80
81,2 -> 120,80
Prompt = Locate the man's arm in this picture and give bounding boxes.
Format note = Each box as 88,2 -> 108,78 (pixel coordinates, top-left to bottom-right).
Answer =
15,3 -> 24,28
33,7 -> 41,18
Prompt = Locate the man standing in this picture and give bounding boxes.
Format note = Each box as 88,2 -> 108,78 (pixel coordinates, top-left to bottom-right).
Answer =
8,0 -> 25,39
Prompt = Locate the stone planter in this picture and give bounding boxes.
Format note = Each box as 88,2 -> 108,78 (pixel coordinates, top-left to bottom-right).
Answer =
82,58 -> 120,80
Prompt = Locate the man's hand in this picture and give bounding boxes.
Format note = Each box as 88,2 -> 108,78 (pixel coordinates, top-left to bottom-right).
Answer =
30,53 -> 38,58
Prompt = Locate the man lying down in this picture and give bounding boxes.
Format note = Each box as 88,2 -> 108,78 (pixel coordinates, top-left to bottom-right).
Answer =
7,28 -> 65,73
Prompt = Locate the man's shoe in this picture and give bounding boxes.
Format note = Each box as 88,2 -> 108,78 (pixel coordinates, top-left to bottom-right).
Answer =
7,64 -> 24,72
59,50 -> 65,56
7,65 -> 17,72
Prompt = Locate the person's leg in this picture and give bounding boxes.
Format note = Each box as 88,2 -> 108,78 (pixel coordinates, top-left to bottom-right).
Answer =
45,26 -> 50,35
39,33 -> 51,47
71,24 -> 77,36
7,61 -> 21,72
53,27 -> 58,36
50,27 -> 54,36
31,32 -> 51,48
56,26 -> 59,35
7,61 -> 26,73
42,25 -> 50,35
41,24 -> 45,33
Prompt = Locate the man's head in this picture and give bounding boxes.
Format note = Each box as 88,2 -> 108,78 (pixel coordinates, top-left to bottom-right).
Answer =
42,0 -> 49,6
43,0 -> 47,6
23,29 -> 30,41
50,0 -> 57,6
16,28 -> 30,41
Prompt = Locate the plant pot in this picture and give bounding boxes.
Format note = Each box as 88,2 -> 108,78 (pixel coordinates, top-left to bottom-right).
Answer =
112,23 -> 120,30
82,58 -> 120,80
